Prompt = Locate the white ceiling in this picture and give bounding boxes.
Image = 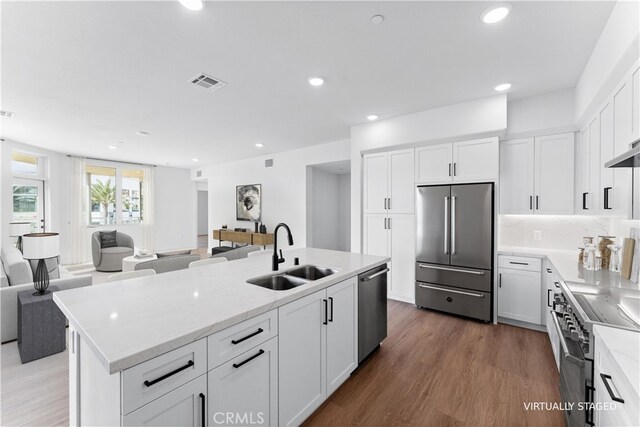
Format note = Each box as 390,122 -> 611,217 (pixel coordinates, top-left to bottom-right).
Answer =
1,1 -> 614,168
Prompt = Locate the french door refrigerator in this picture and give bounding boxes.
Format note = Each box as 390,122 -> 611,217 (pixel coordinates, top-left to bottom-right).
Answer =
415,183 -> 494,321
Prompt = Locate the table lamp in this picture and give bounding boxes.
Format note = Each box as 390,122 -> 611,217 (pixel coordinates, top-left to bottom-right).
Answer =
22,232 -> 60,295
9,222 -> 33,252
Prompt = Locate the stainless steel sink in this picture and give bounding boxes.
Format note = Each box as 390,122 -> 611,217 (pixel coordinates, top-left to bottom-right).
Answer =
246,274 -> 309,291
285,265 -> 338,281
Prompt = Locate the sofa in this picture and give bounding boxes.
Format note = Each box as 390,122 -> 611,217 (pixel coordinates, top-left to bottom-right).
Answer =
134,245 -> 262,274
1,246 -> 92,343
91,231 -> 134,272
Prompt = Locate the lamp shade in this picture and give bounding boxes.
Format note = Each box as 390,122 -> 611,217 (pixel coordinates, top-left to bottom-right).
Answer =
8,222 -> 32,237
22,233 -> 60,260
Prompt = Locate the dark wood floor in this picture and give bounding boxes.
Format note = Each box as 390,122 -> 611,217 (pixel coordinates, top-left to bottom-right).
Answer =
305,300 -> 564,427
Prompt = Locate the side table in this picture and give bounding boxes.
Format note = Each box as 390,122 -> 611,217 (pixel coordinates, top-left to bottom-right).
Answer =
122,254 -> 158,272
17,285 -> 66,363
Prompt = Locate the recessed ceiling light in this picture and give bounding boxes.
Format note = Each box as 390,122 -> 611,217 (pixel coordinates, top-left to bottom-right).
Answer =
308,77 -> 324,87
178,0 -> 203,11
481,4 -> 511,24
370,15 -> 384,24
255,143 -> 264,148
367,115 -> 379,121
108,145 -> 118,150
192,158 -> 199,162
494,83 -> 512,92
136,131 -> 150,136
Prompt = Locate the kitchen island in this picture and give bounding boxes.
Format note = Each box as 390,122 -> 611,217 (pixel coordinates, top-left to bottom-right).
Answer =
54,248 -> 389,426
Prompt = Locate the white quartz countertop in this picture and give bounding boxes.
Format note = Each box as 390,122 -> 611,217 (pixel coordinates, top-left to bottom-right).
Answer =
54,248 -> 389,374
594,324 -> 640,399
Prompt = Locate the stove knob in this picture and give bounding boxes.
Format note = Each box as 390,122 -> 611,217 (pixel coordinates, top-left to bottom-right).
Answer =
570,329 -> 580,341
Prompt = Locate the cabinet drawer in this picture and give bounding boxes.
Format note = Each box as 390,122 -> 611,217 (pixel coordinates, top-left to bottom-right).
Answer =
122,338 -> 207,415
498,255 -> 541,272
415,282 -> 491,322
208,309 -> 277,369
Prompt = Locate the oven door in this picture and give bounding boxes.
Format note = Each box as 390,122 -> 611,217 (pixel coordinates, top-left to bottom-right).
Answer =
552,313 -> 587,427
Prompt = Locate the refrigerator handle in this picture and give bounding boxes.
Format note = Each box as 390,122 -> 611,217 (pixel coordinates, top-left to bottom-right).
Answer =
444,196 -> 449,254
451,196 -> 457,255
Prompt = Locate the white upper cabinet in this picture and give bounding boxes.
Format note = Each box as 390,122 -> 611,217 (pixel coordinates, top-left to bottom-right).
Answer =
499,138 -> 535,214
588,117 -> 601,211
534,133 -> 575,215
452,137 -> 499,182
579,126 -> 591,212
500,133 -> 574,215
363,153 -> 388,214
415,138 -> 499,184
599,102 -> 615,212
415,143 -> 452,183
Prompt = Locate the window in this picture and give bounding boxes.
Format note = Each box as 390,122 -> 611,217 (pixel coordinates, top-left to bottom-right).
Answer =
12,152 -> 39,175
86,164 -> 144,225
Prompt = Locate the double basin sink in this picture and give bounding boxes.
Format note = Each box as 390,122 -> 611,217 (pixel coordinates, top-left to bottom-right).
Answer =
247,265 -> 338,291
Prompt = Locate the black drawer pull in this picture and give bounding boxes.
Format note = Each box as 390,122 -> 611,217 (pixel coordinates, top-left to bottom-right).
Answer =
231,328 -> 264,345
554,281 -> 560,288
509,261 -> 529,266
199,393 -> 206,426
546,268 -> 552,274
144,360 -> 194,387
600,373 -> 625,403
233,349 -> 265,369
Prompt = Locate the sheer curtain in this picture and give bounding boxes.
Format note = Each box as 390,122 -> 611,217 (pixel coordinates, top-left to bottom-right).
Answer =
70,157 -> 89,264
141,166 -> 155,253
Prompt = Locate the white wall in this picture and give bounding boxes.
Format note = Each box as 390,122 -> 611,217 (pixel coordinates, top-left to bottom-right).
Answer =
350,95 -> 508,252
198,139 -> 350,250
337,173 -> 351,252
1,139 -> 196,263
308,168 -> 340,251
575,0 -> 640,126
197,190 -> 208,235
506,89 -> 576,138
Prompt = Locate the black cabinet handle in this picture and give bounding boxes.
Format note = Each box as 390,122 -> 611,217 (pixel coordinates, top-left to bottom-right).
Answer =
453,163 -> 457,176
328,297 -> 334,322
231,328 -> 264,345
448,163 -> 452,177
604,187 -> 612,210
554,281 -> 560,288
529,196 -> 533,210
143,360 -> 194,387
199,393 -> 206,426
323,299 -> 328,325
600,373 -> 625,403
233,349 -> 265,369
547,289 -> 553,308
582,192 -> 588,210
546,268 -> 552,274
498,273 -> 502,288
536,195 -> 539,210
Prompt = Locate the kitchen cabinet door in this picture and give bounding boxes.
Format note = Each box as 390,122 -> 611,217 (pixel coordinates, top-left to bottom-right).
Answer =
389,214 -> 415,303
613,78 -> 634,218
579,126 -> 591,212
278,290 -> 326,427
415,143 -> 452,184
452,137 -> 499,182
123,375 -> 207,427
497,269 -> 542,324
363,214 -> 389,257
534,133 -> 574,215
388,149 -> 415,214
326,277 -> 357,396
363,153 -> 388,214
633,65 -> 640,140
208,338 -> 278,427
589,117 -> 601,213
599,102 -> 615,212
499,138 -> 534,214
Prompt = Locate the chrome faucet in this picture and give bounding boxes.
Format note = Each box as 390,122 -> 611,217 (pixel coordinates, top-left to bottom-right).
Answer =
272,223 -> 294,271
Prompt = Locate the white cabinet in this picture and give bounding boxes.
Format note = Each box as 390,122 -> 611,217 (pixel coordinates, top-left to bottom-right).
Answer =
208,338 -> 278,427
497,256 -> 542,325
362,214 -> 389,257
542,260 -> 560,371
416,137 -> 499,184
499,138 -> 534,214
500,133 -> 574,215
363,149 -> 414,214
278,277 -> 358,426
600,102 -> 615,212
123,375 -> 207,427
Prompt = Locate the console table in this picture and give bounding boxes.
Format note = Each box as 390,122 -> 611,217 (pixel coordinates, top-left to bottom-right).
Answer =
212,229 -> 274,248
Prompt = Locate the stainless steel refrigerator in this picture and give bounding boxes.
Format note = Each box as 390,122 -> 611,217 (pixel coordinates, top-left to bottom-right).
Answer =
415,183 -> 494,321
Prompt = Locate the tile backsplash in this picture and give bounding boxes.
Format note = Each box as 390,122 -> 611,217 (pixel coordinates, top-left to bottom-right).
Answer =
499,215 -> 611,250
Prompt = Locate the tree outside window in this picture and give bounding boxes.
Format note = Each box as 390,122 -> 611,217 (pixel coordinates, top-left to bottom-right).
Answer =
86,165 -> 144,225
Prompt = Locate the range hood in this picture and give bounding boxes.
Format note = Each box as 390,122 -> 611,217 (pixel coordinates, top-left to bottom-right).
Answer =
605,137 -> 640,168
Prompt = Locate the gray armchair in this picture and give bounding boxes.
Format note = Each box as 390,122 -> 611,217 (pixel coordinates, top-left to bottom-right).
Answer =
91,231 -> 134,272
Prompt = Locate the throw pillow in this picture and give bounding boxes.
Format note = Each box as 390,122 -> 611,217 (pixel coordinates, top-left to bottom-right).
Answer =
100,230 -> 117,248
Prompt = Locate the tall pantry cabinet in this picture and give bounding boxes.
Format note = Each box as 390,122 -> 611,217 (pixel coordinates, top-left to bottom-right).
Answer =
363,149 -> 415,303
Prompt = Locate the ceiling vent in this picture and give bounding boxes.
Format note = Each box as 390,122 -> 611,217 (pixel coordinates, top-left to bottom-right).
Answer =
0,110 -> 15,118
191,73 -> 226,92
265,159 -> 274,168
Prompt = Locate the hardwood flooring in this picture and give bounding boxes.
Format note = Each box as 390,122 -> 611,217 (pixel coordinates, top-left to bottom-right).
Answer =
305,300 -> 564,427
0,300 -> 563,427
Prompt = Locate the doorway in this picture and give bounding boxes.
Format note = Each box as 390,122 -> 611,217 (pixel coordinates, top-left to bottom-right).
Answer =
12,177 -> 45,233
196,188 -> 208,249
306,160 -> 351,251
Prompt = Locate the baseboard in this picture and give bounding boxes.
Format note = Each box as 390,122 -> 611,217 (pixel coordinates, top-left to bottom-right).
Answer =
498,316 -> 546,332
387,294 -> 415,304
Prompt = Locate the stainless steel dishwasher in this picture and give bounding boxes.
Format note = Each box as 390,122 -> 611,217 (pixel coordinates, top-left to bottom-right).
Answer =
358,264 -> 389,363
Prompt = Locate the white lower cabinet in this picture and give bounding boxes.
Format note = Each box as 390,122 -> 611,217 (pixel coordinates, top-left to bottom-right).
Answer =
279,277 -> 358,426
497,256 -> 542,324
542,260 -> 560,370
208,338 -> 278,427
123,375 -> 207,427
